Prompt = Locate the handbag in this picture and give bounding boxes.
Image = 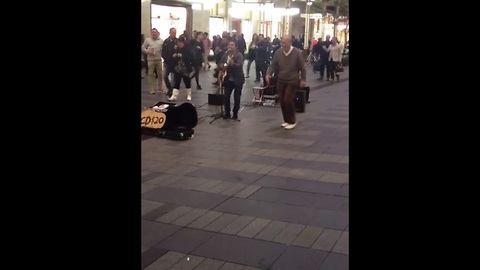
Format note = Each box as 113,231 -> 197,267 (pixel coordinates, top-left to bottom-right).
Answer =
335,63 -> 344,73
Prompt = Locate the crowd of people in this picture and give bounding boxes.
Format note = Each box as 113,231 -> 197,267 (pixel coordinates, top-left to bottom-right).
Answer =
141,27 -> 344,130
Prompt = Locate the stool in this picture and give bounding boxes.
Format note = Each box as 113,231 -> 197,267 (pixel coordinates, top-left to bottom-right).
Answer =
252,86 -> 267,105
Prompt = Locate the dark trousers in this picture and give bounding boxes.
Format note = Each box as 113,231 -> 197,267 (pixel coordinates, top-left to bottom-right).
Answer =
255,61 -> 268,85
173,71 -> 191,89
223,80 -> 243,116
277,80 -> 297,124
191,62 -> 202,87
318,60 -> 328,78
164,64 -> 175,94
327,60 -> 338,80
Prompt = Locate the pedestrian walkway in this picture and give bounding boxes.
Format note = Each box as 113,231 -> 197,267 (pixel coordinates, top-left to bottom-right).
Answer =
141,62 -> 349,269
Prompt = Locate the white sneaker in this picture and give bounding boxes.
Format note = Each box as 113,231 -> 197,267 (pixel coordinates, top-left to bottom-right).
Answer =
281,122 -> 288,127
284,123 -> 297,130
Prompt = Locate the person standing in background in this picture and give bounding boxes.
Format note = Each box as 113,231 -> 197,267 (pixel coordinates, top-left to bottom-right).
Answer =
141,28 -> 164,94
245,34 -> 258,78
202,32 -> 212,70
254,34 -> 270,86
141,34 -> 147,79
324,36 -> 344,82
188,32 -> 204,90
162,28 -> 178,97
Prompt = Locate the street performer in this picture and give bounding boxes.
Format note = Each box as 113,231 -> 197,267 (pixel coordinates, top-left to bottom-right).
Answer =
219,40 -> 245,120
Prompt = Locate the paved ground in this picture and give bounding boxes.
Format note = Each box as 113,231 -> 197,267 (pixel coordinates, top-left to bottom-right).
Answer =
141,61 -> 349,270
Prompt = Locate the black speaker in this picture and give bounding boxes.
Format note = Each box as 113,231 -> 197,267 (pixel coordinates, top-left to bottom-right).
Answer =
208,93 -> 224,105
294,90 -> 306,113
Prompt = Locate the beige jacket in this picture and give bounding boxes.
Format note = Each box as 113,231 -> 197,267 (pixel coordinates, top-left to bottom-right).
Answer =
327,44 -> 344,62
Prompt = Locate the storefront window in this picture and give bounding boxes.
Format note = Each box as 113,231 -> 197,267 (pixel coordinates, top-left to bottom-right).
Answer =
151,4 -> 187,39
209,17 -> 224,37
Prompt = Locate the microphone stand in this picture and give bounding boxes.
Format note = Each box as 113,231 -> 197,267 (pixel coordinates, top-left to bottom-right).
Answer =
209,66 -> 227,124
209,53 -> 241,124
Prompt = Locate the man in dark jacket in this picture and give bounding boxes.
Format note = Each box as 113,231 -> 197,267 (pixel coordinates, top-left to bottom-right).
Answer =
161,27 -> 178,97
316,35 -> 331,80
254,34 -> 271,86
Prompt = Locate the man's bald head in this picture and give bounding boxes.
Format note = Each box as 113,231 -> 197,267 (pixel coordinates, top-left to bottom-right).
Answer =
281,35 -> 292,45
281,35 -> 292,52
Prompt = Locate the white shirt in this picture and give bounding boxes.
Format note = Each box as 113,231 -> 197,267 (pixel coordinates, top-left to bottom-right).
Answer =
142,37 -> 164,61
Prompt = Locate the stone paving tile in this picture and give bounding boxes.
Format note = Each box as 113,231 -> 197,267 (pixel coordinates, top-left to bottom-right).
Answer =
174,156 -> 222,167
308,209 -> 349,230
336,184 -> 349,197
220,215 -> 256,235
142,171 -> 164,183
193,179 -> 223,192
338,155 -> 349,164
315,154 -> 344,163
187,210 -> 223,229
267,167 -> 324,181
291,225 -> 325,248
282,159 -> 349,174
156,206 -> 193,224
237,218 -> 272,238
168,176 -> 212,190
243,267 -> 264,270
339,201 -> 348,212
143,186 -> 229,209
234,185 -> 262,198
272,223 -> 306,245
155,228 -> 215,254
254,175 -> 342,195
142,203 -> 179,222
142,183 -> 159,194
204,213 -> 240,232
318,253 -> 349,270
192,233 -> 286,269
164,163 -> 201,176
248,141 -> 307,152
185,167 -> 263,185
311,228 -> 343,252
209,181 -> 236,194
317,172 -> 349,184
214,197 -> 319,225
249,187 -> 346,211
144,251 -> 185,270
254,165 -> 278,175
141,246 -> 169,270
142,200 -> 165,216
221,183 -> 247,196
141,220 -> 180,247
171,208 -> 209,227
254,220 -> 288,241
269,246 -> 328,270
241,155 -> 289,166
192,258 -> 225,270
254,136 -> 314,146
146,174 -> 184,187
168,254 -> 205,270
332,231 -> 349,255
291,152 -> 321,161
218,262 -> 246,270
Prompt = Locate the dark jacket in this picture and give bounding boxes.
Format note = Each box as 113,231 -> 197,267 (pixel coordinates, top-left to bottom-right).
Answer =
318,41 -> 332,63
188,39 -> 204,65
255,40 -> 271,63
161,37 -> 178,66
220,51 -> 245,85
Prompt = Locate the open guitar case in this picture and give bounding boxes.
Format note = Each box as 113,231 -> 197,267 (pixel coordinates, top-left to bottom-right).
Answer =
141,101 -> 198,141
